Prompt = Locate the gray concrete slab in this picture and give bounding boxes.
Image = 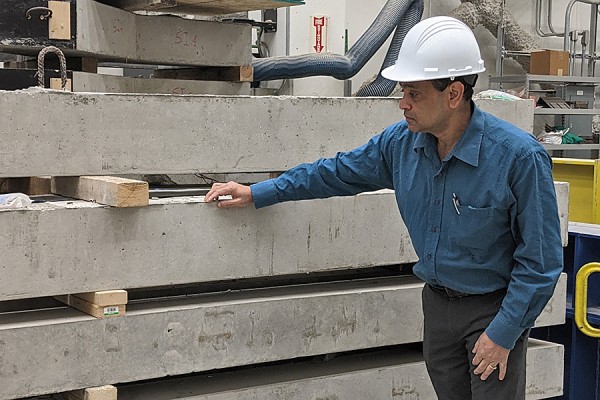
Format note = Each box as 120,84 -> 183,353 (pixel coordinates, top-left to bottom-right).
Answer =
0,91 -> 534,177
72,72 -> 251,95
0,181 -> 569,301
117,340 -> 563,400
0,191 -> 416,301
0,277 -> 564,400
0,0 -> 251,67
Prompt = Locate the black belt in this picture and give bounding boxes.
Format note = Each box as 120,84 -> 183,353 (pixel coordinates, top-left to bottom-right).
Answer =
427,283 -> 481,299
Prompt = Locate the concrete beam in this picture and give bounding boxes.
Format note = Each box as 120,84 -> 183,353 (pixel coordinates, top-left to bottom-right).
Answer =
0,191 -> 416,301
0,181 -> 569,301
0,0 -> 251,67
0,91 -> 533,177
117,340 -> 563,400
0,277 -> 565,400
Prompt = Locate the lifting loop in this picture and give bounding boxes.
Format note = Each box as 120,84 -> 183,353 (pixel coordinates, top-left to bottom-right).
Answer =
26,7 -> 53,21
37,46 -> 68,90
574,262 -> 600,338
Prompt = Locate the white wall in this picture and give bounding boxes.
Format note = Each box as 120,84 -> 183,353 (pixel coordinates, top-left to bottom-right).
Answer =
255,0 -> 599,96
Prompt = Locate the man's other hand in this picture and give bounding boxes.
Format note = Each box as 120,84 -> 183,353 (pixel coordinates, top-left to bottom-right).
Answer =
472,332 -> 510,381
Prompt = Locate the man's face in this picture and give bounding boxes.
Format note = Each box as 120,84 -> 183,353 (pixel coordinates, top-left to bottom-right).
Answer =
398,80 -> 450,135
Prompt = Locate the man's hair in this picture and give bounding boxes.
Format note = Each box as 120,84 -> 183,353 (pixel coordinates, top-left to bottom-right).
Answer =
431,74 -> 478,101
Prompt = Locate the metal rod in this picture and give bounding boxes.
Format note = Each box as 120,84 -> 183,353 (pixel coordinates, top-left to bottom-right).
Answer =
589,5 -> 598,76
536,0 -> 563,37
564,0 -> 600,50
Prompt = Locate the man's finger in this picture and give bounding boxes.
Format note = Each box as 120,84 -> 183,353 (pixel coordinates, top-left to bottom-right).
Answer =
498,363 -> 507,380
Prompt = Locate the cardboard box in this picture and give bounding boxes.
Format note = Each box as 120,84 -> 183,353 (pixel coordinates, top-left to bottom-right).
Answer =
530,50 -> 570,76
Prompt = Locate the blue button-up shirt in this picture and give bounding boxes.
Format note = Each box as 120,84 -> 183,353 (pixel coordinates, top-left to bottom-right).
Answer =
251,105 -> 563,350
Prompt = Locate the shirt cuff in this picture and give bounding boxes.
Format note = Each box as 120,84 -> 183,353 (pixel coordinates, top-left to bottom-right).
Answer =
485,313 -> 524,350
250,180 -> 279,209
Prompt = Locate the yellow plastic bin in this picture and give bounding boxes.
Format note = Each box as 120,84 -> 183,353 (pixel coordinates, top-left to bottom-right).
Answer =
552,158 -> 600,224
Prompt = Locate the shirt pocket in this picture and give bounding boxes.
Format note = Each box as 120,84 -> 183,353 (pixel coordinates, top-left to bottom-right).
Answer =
450,205 -> 507,250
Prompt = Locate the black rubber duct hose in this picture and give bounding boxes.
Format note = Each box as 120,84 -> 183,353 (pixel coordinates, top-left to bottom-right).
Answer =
252,0 -> 424,97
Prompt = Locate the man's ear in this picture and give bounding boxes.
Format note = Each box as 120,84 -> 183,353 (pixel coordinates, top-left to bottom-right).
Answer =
448,81 -> 464,107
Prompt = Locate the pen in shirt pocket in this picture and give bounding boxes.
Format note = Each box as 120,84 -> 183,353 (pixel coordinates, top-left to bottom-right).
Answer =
452,192 -> 461,215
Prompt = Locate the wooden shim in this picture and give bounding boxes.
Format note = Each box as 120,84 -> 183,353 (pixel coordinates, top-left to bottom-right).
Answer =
55,295 -> 126,318
0,177 -> 51,195
66,385 -> 118,400
49,1 -> 72,40
51,176 -> 149,207
153,65 -> 254,82
74,290 -> 128,307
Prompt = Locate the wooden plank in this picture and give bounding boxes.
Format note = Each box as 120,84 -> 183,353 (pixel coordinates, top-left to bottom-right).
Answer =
74,290 -> 128,307
0,177 -> 51,195
51,176 -> 149,207
154,65 -> 253,82
66,385 -> 118,400
100,0 -> 304,14
49,1 -> 72,40
55,295 -> 126,318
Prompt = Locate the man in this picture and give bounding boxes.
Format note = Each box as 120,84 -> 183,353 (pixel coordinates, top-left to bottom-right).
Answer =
205,16 -> 563,400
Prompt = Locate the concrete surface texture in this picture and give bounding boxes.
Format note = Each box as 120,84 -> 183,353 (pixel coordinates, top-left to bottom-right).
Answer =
116,340 -> 563,400
0,276 -> 565,400
0,191 -> 415,301
0,91 -> 534,177
75,0 -> 252,66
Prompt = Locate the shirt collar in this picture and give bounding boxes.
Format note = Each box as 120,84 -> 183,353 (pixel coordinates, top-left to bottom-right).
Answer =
412,102 -> 484,167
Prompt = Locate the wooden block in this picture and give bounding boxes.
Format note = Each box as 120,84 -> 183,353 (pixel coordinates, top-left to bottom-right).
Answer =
154,65 -> 253,82
67,385 -> 118,400
56,295 -> 126,318
49,1 -> 72,40
0,177 -> 51,195
74,290 -> 128,306
51,77 -> 73,91
51,176 -> 149,207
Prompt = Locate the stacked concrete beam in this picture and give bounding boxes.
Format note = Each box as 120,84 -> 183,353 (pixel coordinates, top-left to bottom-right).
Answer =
0,95 -> 563,400
0,0 -> 251,66
0,92 -> 533,177
117,340 -> 563,400
0,276 -> 565,399
0,191 -> 416,301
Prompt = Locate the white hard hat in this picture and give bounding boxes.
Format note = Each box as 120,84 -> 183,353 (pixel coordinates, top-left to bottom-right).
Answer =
382,16 -> 485,82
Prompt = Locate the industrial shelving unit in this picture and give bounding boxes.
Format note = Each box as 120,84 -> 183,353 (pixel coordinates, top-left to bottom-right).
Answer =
489,74 -> 600,156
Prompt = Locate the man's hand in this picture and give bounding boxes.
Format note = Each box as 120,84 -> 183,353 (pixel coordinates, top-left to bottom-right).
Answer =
204,181 -> 253,208
472,332 -> 510,381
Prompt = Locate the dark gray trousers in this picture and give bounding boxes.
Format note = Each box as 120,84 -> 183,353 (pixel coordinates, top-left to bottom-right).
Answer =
422,284 -> 529,400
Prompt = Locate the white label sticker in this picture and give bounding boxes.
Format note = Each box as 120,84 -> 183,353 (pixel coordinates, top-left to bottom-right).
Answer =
577,90 -> 584,96
104,306 -> 120,316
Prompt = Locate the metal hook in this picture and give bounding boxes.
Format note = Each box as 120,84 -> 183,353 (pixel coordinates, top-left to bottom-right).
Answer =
37,46 -> 68,91
26,7 -> 53,21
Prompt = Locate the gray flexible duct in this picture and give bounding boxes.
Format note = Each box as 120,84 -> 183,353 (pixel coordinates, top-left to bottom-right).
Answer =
252,0 -> 424,97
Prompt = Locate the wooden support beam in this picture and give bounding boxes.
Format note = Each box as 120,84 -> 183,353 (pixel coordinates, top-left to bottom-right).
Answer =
55,294 -> 126,318
154,65 -> 253,82
0,177 -> 51,195
65,385 -> 118,400
51,176 -> 149,207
